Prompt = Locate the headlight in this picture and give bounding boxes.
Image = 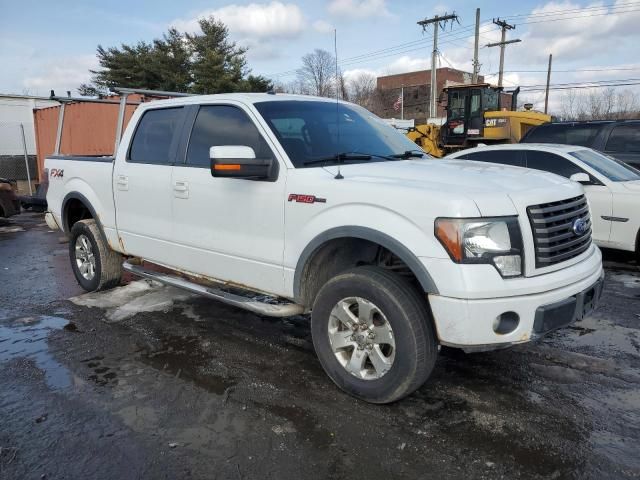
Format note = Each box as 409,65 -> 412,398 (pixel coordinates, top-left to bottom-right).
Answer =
435,217 -> 523,277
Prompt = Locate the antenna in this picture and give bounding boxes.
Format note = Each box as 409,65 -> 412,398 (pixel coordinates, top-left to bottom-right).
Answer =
334,28 -> 343,180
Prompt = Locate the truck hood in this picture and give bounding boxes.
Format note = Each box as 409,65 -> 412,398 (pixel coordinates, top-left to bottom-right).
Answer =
333,159 -> 575,215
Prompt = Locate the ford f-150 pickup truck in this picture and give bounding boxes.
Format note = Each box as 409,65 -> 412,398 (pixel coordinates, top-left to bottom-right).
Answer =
45,93 -> 604,403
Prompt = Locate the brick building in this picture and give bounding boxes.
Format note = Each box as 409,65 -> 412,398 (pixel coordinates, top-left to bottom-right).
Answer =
374,67 -> 484,121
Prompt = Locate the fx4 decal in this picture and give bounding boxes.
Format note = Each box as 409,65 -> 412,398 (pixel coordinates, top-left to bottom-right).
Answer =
288,194 -> 326,204
50,169 -> 64,178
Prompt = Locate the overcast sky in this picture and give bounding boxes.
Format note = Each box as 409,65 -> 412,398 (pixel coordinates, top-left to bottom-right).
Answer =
2,0 -> 640,113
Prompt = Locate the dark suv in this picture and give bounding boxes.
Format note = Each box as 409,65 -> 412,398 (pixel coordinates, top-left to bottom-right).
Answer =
521,120 -> 640,170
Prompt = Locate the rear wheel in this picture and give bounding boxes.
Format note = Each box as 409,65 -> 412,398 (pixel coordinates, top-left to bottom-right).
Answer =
311,266 -> 438,404
69,219 -> 122,291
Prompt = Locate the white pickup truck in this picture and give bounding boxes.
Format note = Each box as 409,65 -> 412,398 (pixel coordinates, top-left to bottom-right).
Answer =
45,93 -> 604,403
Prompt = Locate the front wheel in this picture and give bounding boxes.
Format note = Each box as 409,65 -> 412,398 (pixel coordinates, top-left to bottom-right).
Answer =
69,219 -> 122,292
311,266 -> 438,404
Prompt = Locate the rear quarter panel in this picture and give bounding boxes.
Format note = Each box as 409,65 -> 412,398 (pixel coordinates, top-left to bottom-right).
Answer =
45,157 -> 120,250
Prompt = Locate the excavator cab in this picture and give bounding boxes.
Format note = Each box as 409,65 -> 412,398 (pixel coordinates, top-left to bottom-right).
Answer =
442,83 -> 504,147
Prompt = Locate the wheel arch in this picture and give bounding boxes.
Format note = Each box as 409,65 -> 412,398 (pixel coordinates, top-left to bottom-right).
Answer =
293,226 -> 439,306
62,192 -> 109,245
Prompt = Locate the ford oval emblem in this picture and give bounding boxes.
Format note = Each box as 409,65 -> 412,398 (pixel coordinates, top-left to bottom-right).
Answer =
572,218 -> 588,236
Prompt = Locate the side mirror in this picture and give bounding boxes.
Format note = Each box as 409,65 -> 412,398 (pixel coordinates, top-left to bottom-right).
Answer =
210,146 -> 275,180
569,172 -> 591,184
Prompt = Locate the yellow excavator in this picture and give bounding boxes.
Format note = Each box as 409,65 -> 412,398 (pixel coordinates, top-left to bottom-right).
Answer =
406,83 -> 550,157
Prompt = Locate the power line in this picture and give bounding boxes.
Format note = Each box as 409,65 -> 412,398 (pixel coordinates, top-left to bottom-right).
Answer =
502,1 -> 640,20
527,82 -> 640,91
518,7 -> 640,26
497,67 -> 640,74
519,78 -> 640,92
267,3 -> 640,80
267,23 -> 499,78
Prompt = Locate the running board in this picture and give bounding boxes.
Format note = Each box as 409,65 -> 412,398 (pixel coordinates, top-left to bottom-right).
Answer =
122,260 -> 305,317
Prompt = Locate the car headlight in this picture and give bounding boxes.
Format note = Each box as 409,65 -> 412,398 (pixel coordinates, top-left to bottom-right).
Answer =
435,216 -> 523,277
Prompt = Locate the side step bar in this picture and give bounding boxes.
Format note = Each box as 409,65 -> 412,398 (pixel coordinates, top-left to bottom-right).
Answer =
123,260 -> 305,318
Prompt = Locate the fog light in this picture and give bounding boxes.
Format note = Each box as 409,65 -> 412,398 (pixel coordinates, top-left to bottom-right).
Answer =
493,311 -> 519,334
493,255 -> 521,277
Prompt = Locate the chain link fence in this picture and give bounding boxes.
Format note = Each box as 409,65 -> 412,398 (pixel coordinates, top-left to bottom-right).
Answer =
0,122 -> 37,193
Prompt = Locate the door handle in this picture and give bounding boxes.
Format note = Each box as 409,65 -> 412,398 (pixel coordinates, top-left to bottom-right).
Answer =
116,175 -> 129,190
173,181 -> 189,199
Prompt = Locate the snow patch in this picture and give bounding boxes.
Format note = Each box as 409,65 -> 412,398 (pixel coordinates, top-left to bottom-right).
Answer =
0,226 -> 24,233
70,280 -> 196,322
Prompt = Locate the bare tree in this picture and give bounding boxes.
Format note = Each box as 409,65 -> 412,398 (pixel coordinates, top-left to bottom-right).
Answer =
338,71 -> 349,101
273,78 -> 309,95
347,72 -> 377,109
559,87 -> 640,121
616,89 -> 640,119
297,49 -> 336,97
559,89 -> 579,120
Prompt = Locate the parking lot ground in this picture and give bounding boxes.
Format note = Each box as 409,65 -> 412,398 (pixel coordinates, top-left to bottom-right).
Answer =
1,212 -> 639,480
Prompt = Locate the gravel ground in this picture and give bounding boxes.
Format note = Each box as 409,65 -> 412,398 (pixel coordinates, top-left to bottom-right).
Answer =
1,212 -> 639,480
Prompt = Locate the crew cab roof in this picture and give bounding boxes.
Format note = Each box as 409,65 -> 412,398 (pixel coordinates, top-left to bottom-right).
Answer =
136,92 -> 344,110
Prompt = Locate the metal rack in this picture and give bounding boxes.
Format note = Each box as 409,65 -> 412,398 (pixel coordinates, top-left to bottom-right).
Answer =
49,87 -> 193,156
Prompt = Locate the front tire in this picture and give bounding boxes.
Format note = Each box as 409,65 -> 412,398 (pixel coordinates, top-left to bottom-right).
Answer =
69,219 -> 122,292
311,266 -> 438,404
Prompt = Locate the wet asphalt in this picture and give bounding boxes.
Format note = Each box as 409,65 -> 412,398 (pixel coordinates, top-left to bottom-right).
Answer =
0,212 -> 639,480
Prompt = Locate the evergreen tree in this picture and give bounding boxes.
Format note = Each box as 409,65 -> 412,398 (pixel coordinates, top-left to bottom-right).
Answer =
79,17 -> 272,95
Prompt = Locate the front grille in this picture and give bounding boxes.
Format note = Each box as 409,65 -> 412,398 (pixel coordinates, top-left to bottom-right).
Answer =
527,195 -> 592,268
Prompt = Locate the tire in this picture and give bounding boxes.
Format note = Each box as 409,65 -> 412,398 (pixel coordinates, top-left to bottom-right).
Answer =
69,219 -> 122,292
311,266 -> 438,404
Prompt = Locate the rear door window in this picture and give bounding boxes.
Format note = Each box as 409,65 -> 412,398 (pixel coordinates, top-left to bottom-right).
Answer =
525,151 -> 584,178
186,105 -> 274,167
129,107 -> 185,164
605,124 -> 640,153
459,150 -> 526,167
523,124 -> 601,147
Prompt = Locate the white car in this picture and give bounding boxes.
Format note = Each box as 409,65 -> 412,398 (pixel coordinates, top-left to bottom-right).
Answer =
45,94 -> 603,403
448,143 -> 640,260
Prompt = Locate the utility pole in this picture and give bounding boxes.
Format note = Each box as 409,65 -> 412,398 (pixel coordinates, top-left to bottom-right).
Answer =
472,8 -> 481,84
544,53 -> 553,114
486,18 -> 521,87
417,12 -> 459,119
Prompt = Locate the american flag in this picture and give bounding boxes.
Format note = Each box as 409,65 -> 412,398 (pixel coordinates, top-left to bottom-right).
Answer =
393,92 -> 402,111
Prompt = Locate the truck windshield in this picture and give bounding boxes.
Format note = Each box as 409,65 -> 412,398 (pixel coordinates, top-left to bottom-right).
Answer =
570,149 -> 640,181
253,100 -> 426,168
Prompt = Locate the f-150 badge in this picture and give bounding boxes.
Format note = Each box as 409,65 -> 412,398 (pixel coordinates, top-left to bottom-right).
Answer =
288,194 -> 326,204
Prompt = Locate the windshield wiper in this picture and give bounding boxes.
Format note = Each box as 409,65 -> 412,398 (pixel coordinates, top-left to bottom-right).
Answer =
388,150 -> 426,159
303,152 -> 372,166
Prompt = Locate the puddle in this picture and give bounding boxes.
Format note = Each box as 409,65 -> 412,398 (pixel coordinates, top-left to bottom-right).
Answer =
608,272 -> 640,288
558,315 -> 640,357
0,315 -> 72,390
137,334 -> 237,395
